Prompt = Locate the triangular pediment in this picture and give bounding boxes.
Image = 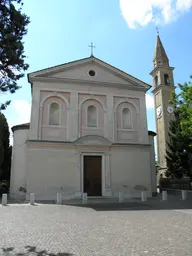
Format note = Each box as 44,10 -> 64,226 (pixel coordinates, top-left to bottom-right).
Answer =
74,135 -> 111,146
28,56 -> 150,91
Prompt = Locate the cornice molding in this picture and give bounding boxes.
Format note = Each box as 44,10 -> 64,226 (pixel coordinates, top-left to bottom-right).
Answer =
32,77 -> 147,91
150,66 -> 174,76
27,139 -> 151,148
28,56 -> 151,91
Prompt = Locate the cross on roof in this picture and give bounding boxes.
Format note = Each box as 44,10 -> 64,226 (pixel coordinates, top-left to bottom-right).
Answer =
89,42 -> 96,56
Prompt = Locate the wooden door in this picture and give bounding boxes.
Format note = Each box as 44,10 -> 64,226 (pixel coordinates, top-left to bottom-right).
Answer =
83,156 -> 102,196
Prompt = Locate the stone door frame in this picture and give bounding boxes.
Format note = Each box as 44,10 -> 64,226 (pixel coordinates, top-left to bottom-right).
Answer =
80,152 -> 112,197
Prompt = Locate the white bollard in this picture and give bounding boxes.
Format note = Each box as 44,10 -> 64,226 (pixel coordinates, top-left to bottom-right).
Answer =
162,191 -> 167,201
2,194 -> 7,206
30,193 -> 35,205
141,191 -> 146,202
56,192 -> 62,204
82,193 -> 87,204
118,192 -> 124,203
182,190 -> 187,200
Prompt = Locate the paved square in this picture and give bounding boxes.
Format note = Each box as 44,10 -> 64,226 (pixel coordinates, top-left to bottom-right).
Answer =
0,203 -> 192,256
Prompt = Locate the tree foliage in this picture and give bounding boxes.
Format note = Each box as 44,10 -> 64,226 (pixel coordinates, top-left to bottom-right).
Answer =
166,110 -> 191,178
155,160 -> 160,175
177,75 -> 192,139
1,145 -> 12,180
166,76 -> 192,179
0,112 -> 11,180
0,0 -> 30,110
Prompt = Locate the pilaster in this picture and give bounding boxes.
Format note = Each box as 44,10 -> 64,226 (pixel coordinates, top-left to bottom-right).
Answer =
104,152 -> 112,196
138,96 -> 149,144
106,94 -> 114,141
29,88 -> 40,140
69,91 -> 79,141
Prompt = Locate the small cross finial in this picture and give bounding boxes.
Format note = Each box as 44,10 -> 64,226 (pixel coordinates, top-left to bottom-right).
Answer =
89,42 -> 95,56
156,27 -> 159,35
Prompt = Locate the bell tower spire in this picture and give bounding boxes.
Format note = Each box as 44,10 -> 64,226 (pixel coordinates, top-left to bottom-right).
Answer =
153,34 -> 169,68
150,34 -> 175,172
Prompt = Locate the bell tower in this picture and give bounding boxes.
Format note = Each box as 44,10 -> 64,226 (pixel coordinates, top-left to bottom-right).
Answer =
150,34 -> 175,170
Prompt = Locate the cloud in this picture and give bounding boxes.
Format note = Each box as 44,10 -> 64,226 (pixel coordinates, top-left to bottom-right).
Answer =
12,100 -> 31,125
146,93 -> 154,109
119,0 -> 192,28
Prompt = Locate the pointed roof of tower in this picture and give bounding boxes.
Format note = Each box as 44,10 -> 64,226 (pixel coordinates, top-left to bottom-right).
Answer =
153,35 -> 169,63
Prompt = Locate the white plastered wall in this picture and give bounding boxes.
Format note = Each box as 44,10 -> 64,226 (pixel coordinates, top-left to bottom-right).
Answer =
110,146 -> 152,198
10,129 -> 29,198
26,145 -> 80,200
148,134 -> 157,195
25,142 -> 153,200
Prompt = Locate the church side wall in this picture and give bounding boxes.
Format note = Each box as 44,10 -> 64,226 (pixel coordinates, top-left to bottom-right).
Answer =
110,147 -> 152,197
148,135 -> 157,195
10,129 -> 29,199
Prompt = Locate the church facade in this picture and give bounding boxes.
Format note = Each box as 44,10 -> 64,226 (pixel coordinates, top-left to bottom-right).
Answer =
10,47 -> 158,200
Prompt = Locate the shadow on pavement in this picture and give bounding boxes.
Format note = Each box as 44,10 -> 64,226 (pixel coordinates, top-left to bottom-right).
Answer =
2,194 -> 192,212
69,200 -> 192,211
0,246 -> 73,256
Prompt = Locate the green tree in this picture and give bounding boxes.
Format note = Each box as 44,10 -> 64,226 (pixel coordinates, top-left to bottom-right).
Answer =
0,112 -> 10,180
166,109 -> 191,178
177,75 -> 192,140
0,0 -> 30,110
1,145 -> 12,180
155,160 -> 160,175
166,78 -> 192,179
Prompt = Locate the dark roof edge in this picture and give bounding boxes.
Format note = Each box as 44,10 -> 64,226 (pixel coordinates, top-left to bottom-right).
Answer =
12,123 -> 30,133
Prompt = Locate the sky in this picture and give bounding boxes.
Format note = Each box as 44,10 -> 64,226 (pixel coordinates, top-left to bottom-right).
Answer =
2,0 -> 192,145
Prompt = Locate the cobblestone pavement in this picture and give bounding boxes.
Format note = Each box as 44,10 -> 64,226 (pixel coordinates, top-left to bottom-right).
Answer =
0,203 -> 192,256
